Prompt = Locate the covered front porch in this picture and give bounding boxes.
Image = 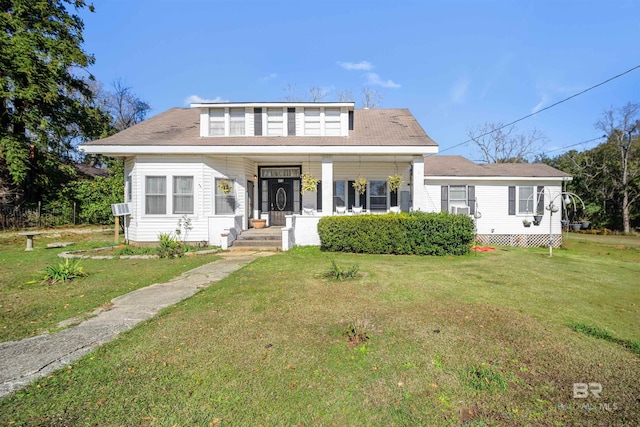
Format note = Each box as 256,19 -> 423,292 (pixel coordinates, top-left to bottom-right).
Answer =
236,154 -> 427,250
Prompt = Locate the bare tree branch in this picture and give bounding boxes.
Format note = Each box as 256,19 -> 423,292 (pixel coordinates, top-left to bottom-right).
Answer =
467,123 -> 546,163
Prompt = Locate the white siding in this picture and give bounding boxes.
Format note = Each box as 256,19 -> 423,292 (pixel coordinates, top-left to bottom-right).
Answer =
125,155 -> 254,244
424,180 -> 564,236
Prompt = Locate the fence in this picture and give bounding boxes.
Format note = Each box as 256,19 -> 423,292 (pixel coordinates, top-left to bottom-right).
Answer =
0,202 -> 80,231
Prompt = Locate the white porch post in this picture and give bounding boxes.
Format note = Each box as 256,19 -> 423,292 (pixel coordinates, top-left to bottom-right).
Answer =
411,156 -> 425,211
322,156 -> 334,215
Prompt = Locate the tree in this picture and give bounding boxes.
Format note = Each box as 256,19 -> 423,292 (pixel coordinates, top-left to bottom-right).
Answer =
307,86 -> 327,102
336,89 -> 354,102
361,86 -> 383,108
594,103 -> 640,233
468,123 -> 547,163
0,0 -> 109,202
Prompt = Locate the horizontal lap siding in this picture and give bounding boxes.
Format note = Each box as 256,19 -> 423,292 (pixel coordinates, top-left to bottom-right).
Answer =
129,156 -> 251,243
423,181 -> 564,235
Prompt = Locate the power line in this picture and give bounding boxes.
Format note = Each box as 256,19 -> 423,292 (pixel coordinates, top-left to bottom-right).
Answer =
542,135 -> 606,155
440,64 -> 640,153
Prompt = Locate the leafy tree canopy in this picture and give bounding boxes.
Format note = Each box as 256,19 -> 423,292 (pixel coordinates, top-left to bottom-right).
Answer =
0,0 -> 110,200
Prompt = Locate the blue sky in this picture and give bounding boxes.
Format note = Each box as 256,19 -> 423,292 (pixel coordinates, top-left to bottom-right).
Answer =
79,0 -> 639,160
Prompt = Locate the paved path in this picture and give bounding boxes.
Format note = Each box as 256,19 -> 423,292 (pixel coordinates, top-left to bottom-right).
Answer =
0,251 -> 273,398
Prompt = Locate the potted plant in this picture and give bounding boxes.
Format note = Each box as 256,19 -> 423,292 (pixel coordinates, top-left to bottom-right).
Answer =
251,218 -> 267,229
570,223 -> 582,232
352,175 -> 368,196
533,211 -> 543,223
387,174 -> 403,193
561,219 -> 569,228
300,172 -> 318,194
580,218 -> 590,229
217,179 -> 232,194
522,219 -> 532,228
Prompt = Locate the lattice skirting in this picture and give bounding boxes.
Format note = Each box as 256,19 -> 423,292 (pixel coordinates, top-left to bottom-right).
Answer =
476,234 -> 562,248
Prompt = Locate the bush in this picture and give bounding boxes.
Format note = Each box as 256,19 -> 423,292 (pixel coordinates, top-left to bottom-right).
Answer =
157,232 -> 185,258
42,259 -> 88,284
324,259 -> 360,281
318,212 -> 474,255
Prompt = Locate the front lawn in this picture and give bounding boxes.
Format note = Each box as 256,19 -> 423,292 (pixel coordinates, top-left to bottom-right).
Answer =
1,234 -> 638,425
0,229 -> 220,342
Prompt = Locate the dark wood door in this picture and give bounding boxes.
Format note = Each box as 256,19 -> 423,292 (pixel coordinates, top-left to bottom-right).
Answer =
269,182 -> 292,226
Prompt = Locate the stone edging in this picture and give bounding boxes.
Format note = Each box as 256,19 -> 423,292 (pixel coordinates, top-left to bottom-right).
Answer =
59,246 -> 221,260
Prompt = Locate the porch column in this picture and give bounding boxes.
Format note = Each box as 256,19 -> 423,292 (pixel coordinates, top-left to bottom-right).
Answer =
321,156 -> 334,215
411,156 -> 425,211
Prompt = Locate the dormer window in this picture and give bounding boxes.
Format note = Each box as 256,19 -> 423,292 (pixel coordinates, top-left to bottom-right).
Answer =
325,108 -> 341,136
199,103 -> 353,137
267,108 -> 284,136
304,108 -> 321,135
209,109 -> 225,136
229,108 -> 245,136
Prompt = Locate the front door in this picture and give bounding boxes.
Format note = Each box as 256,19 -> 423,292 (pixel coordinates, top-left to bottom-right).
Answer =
269,181 -> 292,226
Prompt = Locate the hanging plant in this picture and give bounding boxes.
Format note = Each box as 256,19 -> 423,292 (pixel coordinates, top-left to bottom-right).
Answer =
352,175 -> 368,195
300,172 -> 318,194
387,174 -> 403,193
217,179 -> 232,194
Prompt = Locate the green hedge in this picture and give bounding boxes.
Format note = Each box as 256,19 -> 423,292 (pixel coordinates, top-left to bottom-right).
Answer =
317,212 -> 475,255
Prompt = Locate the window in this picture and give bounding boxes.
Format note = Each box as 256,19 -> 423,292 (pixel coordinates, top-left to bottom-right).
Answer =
209,108 -> 224,136
449,185 -> 467,208
173,176 -> 194,214
125,175 -> 132,202
215,178 -> 236,214
229,108 -> 245,136
266,108 -> 283,136
519,186 -> 534,214
325,108 -> 341,136
145,176 -> 166,214
369,180 -> 387,212
304,108 -> 321,135
333,180 -> 346,211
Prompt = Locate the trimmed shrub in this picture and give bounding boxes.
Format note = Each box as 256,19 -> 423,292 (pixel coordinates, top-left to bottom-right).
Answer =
318,212 -> 474,255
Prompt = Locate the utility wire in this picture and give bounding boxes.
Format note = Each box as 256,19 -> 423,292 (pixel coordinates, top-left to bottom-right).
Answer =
440,64 -> 640,154
542,135 -> 606,155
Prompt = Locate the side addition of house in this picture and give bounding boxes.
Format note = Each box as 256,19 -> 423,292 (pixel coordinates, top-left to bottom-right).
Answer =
423,156 -> 572,247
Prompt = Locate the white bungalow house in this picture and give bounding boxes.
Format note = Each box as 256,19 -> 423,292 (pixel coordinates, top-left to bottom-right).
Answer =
423,155 -> 572,247
80,102 -> 438,248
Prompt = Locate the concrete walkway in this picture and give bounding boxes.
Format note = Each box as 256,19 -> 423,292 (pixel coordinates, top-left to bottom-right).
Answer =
0,251 -> 273,398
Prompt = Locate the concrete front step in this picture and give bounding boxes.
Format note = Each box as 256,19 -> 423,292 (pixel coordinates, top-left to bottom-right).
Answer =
230,227 -> 282,251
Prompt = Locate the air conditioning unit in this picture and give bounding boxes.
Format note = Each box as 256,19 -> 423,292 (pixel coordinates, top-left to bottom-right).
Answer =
450,206 -> 470,215
111,203 -> 131,216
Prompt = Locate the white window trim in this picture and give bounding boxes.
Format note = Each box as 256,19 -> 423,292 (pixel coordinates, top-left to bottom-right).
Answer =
143,175 -> 197,216
518,185 -> 535,215
449,185 -> 468,208
215,177 -> 237,215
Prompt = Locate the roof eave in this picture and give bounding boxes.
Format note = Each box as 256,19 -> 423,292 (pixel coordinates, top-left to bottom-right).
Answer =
79,145 -> 438,156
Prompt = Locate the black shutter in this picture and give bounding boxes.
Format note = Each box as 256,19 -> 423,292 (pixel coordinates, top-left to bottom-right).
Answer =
254,108 -> 262,136
316,181 -> 322,211
441,186 -> 449,213
348,180 -> 356,210
467,185 -> 475,215
287,108 -> 296,135
508,186 -> 516,215
537,186 -> 545,214
390,189 -> 398,207
348,110 -> 354,130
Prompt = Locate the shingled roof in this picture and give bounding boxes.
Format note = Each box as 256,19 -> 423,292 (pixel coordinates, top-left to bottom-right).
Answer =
82,108 -> 437,147
424,155 -> 571,178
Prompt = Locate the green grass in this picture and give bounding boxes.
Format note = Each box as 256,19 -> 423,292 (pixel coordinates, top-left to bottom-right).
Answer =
0,229 -> 220,342
1,234 -> 639,425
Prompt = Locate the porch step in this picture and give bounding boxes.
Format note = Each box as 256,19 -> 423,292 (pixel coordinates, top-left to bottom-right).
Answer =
230,227 -> 282,251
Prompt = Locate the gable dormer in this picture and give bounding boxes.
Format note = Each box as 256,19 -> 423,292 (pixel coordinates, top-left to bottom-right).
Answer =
191,102 -> 355,137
